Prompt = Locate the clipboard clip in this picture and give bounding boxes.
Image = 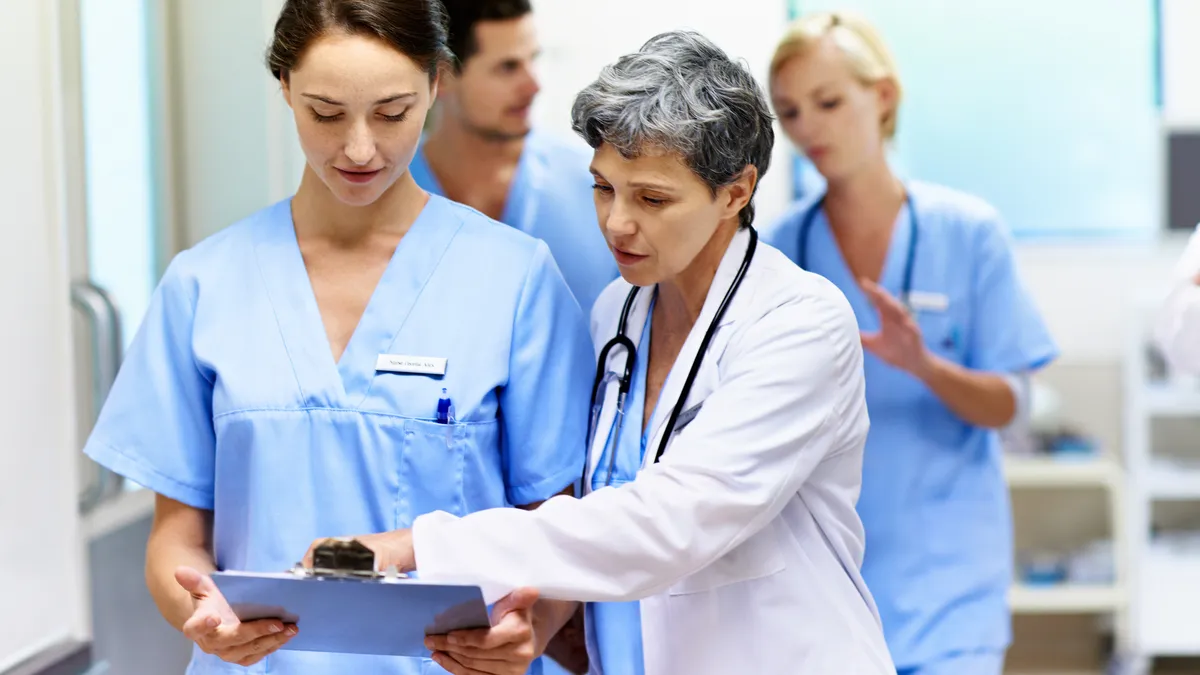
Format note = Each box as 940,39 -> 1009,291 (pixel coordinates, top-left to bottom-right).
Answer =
290,537 -> 407,583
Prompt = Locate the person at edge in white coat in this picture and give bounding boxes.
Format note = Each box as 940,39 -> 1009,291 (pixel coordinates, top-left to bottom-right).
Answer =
1155,223 -> 1200,375
306,30 -> 897,675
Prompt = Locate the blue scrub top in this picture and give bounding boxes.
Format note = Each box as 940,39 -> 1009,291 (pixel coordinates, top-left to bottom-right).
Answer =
585,295 -> 656,675
763,181 -> 1059,668
83,195 -> 595,675
409,129 -> 619,315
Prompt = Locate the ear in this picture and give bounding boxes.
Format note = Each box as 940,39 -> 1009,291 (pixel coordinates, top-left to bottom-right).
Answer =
429,70 -> 440,101
720,166 -> 759,221
874,78 -> 899,127
280,74 -> 294,109
435,64 -> 461,101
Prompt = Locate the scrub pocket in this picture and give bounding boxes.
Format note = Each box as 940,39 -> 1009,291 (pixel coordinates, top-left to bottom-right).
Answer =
396,418 -> 500,526
918,312 -> 965,365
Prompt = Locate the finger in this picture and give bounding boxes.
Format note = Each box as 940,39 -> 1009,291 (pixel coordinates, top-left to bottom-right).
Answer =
442,611 -> 532,651
859,279 -> 908,321
431,651 -> 490,675
302,540 -> 320,568
860,331 -> 882,353
223,625 -> 298,665
425,635 -> 520,660
492,587 -> 539,619
175,567 -> 217,601
182,611 -> 223,643
208,619 -> 291,651
1193,271 -> 1200,286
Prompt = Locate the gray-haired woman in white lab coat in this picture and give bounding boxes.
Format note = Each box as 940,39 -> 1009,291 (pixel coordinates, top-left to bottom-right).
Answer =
325,30 -> 896,675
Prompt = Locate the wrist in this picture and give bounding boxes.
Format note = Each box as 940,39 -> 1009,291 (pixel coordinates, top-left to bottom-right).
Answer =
911,348 -> 941,382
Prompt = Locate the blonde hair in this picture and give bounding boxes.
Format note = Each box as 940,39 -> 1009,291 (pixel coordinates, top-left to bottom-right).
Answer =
770,11 -> 902,139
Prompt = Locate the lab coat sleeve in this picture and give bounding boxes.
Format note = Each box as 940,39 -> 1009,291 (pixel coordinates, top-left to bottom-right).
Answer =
1153,224 -> 1200,374
81,253 -> 217,510
966,214 -> 1058,373
498,242 -> 595,506
413,292 -> 864,604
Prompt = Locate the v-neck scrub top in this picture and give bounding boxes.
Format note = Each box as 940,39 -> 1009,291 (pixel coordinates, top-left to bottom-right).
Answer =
83,194 -> 595,675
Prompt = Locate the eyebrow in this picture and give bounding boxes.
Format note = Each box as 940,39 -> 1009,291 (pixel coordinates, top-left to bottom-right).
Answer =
301,92 -> 418,106
590,169 -> 674,193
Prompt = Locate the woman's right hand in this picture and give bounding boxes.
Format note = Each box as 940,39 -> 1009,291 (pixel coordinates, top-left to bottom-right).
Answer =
175,566 -> 298,666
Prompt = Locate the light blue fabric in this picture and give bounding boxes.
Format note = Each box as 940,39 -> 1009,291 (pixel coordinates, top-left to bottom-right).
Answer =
83,195 -> 595,675
584,296 -> 655,675
409,129 -> 618,314
763,181 -> 1058,669
896,649 -> 1005,675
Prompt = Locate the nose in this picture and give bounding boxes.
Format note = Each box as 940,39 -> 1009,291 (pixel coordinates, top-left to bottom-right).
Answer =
343,120 -> 376,166
522,63 -> 541,98
603,197 -> 637,238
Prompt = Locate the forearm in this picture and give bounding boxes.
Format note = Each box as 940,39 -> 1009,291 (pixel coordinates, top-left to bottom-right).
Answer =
532,599 -> 580,655
146,525 -> 215,631
915,352 -> 1016,428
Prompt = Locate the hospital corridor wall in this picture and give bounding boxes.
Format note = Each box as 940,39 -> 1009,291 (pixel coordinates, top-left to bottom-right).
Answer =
5,0 -> 1200,673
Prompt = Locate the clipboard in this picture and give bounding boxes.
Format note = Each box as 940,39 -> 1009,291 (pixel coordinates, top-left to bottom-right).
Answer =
210,539 -> 491,657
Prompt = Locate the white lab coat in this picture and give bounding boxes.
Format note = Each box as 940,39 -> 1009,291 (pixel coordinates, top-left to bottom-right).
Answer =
413,228 -> 896,674
1155,224 -> 1200,375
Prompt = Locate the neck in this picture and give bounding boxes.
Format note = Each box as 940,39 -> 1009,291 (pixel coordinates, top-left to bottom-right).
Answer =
424,112 -> 525,170
823,155 -> 905,232
656,218 -> 741,329
292,166 -> 427,242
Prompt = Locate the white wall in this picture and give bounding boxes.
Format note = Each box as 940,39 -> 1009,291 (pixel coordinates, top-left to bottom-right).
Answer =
172,0 -> 295,246
0,0 -> 88,668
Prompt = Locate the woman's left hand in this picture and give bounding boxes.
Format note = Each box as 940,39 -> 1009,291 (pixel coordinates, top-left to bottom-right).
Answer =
426,588 -> 541,675
859,278 -> 933,377
301,529 -> 415,573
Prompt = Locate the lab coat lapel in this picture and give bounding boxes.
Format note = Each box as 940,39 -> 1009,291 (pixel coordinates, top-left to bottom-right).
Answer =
586,285 -> 653,490
642,228 -> 751,463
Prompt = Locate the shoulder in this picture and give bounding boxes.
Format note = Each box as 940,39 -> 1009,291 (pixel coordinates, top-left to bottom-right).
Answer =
435,194 -> 545,260
759,193 -> 823,259
527,128 -> 593,166
909,180 -> 1008,240
746,243 -> 859,339
164,199 -> 291,289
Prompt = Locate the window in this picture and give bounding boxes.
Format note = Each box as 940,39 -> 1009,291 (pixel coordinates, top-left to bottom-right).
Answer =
786,0 -> 1161,239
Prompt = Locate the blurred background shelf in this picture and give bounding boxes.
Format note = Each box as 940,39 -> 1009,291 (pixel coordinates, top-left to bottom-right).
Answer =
1009,584 -> 1125,614
1005,456 -> 1121,489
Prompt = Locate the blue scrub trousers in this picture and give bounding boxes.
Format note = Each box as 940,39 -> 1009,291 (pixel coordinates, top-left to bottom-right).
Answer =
898,650 -> 1005,675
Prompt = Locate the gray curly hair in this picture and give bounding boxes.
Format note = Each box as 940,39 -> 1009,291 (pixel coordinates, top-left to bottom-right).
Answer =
571,30 -> 775,228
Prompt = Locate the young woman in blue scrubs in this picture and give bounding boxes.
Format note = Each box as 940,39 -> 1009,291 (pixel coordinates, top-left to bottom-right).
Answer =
82,1 -> 591,673
764,12 -> 1058,675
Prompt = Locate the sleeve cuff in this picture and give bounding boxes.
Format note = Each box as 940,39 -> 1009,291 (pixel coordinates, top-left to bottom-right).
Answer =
506,461 -> 582,506
83,440 -> 214,510
413,511 -> 512,605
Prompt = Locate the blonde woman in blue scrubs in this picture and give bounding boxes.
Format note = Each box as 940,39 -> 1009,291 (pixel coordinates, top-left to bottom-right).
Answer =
764,12 -> 1059,675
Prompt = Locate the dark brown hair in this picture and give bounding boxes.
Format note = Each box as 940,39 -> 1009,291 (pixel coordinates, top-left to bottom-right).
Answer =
266,0 -> 453,82
440,0 -> 531,70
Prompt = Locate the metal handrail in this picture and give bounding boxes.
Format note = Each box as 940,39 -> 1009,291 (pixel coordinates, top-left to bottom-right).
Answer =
70,280 -> 125,514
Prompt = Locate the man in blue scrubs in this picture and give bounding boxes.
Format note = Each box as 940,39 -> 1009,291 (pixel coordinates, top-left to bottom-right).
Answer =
412,0 -> 617,315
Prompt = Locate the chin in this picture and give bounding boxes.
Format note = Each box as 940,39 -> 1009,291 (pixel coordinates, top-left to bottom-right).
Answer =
616,267 -> 662,289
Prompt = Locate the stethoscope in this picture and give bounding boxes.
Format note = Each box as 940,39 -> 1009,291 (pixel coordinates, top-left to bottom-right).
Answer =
585,227 -> 758,488
798,192 -> 919,311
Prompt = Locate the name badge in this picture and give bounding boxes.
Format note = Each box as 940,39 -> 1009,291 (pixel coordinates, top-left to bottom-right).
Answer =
906,291 -> 949,313
375,354 -> 447,376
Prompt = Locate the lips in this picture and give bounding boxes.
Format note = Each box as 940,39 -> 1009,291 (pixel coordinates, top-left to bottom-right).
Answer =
336,168 -> 382,184
611,246 -> 648,267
